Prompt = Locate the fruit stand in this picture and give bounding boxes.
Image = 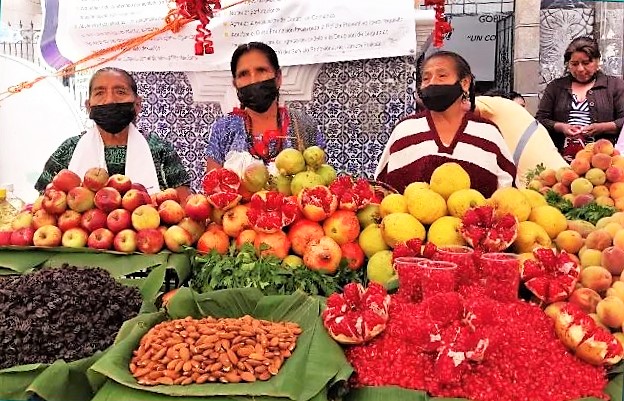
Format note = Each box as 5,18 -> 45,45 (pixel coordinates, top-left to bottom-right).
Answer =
1,143 -> 624,401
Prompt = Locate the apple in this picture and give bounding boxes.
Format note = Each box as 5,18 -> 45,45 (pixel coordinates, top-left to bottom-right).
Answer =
288,219 -> 325,256
10,227 -> 35,246
83,167 -> 109,192
87,227 -> 114,250
94,187 -> 122,213
114,229 -> 138,253
322,210 -> 360,245
57,210 -> 82,232
80,208 -> 108,233
52,169 -> 82,192
106,208 -> 132,233
61,227 -> 89,248
340,242 -> 365,270
132,205 -> 161,230
136,228 -> 165,254
107,174 -> 133,194
177,217 -> 205,243
11,211 -> 33,230
158,200 -> 185,225
254,231 -> 290,259
31,195 -> 44,212
222,204 -> 250,238
155,188 -> 179,206
66,187 -> 95,212
184,194 -> 212,221
122,189 -> 151,212
32,209 -> 57,230
131,182 -> 148,193
163,225 -> 193,252
0,230 -> 13,246
197,226 -> 230,255
42,188 -> 68,215
33,225 -> 62,247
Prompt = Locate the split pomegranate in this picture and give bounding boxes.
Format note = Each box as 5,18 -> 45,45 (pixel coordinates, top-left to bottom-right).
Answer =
391,238 -> 438,263
246,191 -> 298,233
202,168 -> 242,210
553,302 -> 623,366
322,283 -> 390,344
520,248 -> 580,304
297,185 -> 338,222
459,206 -> 518,252
328,176 -> 376,211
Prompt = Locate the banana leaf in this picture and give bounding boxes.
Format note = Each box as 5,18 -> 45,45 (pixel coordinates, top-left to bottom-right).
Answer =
89,287 -> 353,401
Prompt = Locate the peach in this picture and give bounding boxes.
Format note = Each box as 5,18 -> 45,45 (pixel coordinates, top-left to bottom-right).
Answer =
585,168 -> 607,186
591,153 -> 612,170
539,168 -> 558,187
593,138 -> 615,156
552,183 -> 570,196
568,287 -> 602,314
615,197 -> 624,211
592,185 -> 610,198
580,265 -> 613,293
612,154 -> 624,169
610,182 -> 624,199
573,194 -> 594,208
539,186 -> 552,195
607,281 -> 624,303
585,229 -> 613,251
559,169 -> 579,187
528,180 -> 544,191
603,222 -> 623,238
555,230 -> 584,254
563,193 -> 575,203
595,216 -> 613,229
610,211 -> 624,225
571,158 -> 591,176
596,196 -> 615,207
606,166 -> 624,183
570,178 -> 594,195
580,248 -> 603,268
613,229 -> 624,250
575,149 -> 594,163
567,220 -> 596,238
596,296 -> 624,328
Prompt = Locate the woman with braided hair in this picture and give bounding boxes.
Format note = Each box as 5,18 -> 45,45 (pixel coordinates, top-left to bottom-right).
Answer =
375,51 -> 516,197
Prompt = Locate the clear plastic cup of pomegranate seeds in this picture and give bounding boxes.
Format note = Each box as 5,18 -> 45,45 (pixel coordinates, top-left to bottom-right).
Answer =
432,245 -> 476,286
394,257 -> 427,303
479,252 -> 520,302
414,259 -> 457,299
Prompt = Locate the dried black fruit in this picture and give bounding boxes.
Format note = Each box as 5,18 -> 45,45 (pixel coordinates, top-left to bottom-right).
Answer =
0,265 -> 142,369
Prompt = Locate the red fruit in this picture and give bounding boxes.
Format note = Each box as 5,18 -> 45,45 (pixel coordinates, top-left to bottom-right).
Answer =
328,175 -> 375,211
297,185 -> 338,222
246,191 -> 298,233
202,168 -> 242,210
52,169 -> 82,192
340,242 -> 365,270
0,230 -> 12,246
322,282 -> 390,344
287,219 -> 325,256
520,248 -> 580,304
254,230 -> 290,259
459,206 -> 518,252
303,236 -> 342,274
197,225 -> 230,255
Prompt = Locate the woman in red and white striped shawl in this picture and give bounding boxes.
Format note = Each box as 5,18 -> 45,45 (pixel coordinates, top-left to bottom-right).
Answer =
375,51 -> 516,198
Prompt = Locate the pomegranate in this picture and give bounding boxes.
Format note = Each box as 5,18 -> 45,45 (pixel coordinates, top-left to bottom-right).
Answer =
196,224 -> 230,255
202,168 -> 242,210
459,206 -> 518,252
322,283 -> 390,344
553,303 -> 623,365
303,236 -> 342,274
254,230 -> 290,259
235,229 -> 257,249
328,175 -> 376,211
246,191 -> 298,233
221,204 -> 251,238
297,185 -> 338,222
287,219 -> 325,256
520,247 -> 580,304
340,242 -> 365,270
391,238 -> 438,263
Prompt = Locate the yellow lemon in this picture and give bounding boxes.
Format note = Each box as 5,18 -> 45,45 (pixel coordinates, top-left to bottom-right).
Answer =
379,193 -> 408,217
446,189 -> 486,219
426,216 -> 466,247
380,213 -> 426,248
406,189 -> 447,225
403,181 -> 430,200
520,188 -> 548,209
528,205 -> 568,239
358,224 -> 390,258
366,250 -> 396,288
429,162 -> 471,199
489,187 -> 532,222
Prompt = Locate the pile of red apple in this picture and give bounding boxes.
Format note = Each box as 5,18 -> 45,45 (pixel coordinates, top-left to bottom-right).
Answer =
528,139 -> 624,210
0,168 -> 212,254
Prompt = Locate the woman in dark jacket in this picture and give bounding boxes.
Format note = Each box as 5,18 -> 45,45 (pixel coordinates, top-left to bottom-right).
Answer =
536,36 -> 624,161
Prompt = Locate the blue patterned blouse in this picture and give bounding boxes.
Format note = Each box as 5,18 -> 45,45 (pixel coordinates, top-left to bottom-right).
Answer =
205,108 -> 325,165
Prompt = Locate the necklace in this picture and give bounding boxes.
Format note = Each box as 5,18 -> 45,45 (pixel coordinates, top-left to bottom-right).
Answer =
232,107 -> 290,163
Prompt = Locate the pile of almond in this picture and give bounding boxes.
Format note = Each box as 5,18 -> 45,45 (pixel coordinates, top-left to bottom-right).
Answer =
129,315 -> 302,385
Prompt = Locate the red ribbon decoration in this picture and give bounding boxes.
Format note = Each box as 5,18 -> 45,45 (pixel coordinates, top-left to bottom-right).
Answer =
231,107 -> 291,162
423,0 -> 452,48
175,0 -> 222,55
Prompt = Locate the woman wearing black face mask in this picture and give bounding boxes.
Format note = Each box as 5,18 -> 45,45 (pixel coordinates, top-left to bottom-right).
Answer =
536,36 -> 624,162
35,67 -> 191,201
205,42 -> 325,171
375,51 -> 516,197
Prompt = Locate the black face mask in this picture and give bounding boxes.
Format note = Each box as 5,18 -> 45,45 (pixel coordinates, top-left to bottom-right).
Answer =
419,81 -> 464,112
89,102 -> 136,134
237,78 -> 279,113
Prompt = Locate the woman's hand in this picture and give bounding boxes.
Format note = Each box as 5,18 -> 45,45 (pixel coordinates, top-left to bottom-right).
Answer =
555,123 -> 583,137
580,122 -> 616,136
